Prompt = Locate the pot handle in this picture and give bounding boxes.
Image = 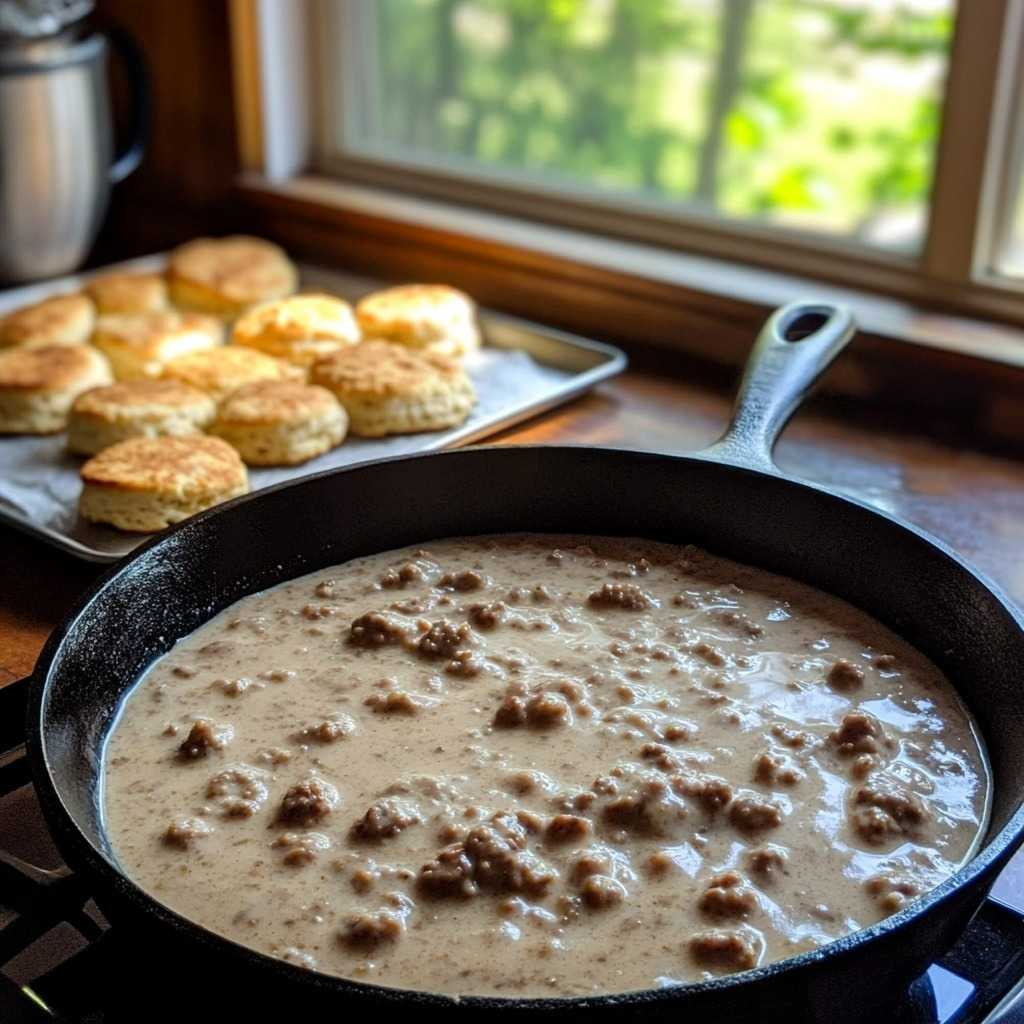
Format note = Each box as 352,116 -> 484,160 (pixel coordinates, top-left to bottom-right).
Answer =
105,25 -> 151,185
699,300 -> 856,473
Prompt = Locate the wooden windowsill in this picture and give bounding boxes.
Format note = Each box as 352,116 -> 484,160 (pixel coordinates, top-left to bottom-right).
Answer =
233,174 -> 1024,451
242,174 -> 1024,368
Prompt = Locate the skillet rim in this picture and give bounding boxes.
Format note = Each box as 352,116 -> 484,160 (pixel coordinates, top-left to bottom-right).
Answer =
25,442 -> 1024,1011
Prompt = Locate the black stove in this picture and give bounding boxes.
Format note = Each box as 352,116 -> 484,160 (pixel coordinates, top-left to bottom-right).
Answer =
1,680 -> 1022,1023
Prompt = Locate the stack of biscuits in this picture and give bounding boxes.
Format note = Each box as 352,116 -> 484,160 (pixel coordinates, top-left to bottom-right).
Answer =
0,236 -> 480,533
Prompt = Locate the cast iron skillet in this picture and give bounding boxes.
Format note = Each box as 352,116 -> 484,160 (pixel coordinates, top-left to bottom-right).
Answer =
21,302 -> 1024,1020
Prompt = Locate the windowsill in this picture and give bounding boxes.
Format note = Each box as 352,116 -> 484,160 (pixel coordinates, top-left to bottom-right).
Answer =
241,172 -> 1024,369
234,171 -> 1024,450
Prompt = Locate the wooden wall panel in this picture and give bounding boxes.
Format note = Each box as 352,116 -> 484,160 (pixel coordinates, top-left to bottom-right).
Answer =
90,0 -> 243,263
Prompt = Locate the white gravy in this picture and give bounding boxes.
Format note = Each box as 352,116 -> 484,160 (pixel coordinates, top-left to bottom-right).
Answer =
102,535 -> 988,996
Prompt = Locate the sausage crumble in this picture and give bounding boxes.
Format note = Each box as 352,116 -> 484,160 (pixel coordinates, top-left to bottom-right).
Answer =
689,928 -> 760,971
162,817 -> 213,849
349,611 -> 410,647
278,777 -> 339,827
177,719 -> 233,760
827,659 -> 865,691
587,582 -> 652,610
850,778 -> 929,844
351,798 -> 421,841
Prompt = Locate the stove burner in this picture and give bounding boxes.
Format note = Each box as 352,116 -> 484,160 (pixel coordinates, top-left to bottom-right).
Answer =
1,678 -> 1021,1023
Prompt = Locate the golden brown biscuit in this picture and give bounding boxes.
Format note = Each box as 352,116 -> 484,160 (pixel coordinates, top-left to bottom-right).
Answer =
310,340 -> 475,437
355,284 -> 480,358
211,380 -> 347,466
230,294 -> 360,367
85,272 -> 169,314
67,379 -> 217,456
161,345 -> 298,402
0,292 -> 96,349
168,236 -> 297,317
92,311 -> 223,381
0,345 -> 112,434
79,435 -> 248,532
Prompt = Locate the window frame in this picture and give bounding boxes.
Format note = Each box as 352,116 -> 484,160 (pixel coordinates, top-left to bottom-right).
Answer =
232,0 -> 1024,330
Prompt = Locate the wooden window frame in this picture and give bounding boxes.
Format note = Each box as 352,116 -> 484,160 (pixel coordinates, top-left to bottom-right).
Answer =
230,0 -> 1024,354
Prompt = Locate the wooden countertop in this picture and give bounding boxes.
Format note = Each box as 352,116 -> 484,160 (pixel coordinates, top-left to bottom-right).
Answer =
4,368 -> 1024,688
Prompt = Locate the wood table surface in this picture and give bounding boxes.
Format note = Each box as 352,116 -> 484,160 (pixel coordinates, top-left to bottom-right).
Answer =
4,368 -> 1024,689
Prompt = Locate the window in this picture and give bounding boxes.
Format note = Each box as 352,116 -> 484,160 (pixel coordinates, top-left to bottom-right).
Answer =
236,0 -> 1024,329
324,0 -> 953,255
988,10 -> 1024,282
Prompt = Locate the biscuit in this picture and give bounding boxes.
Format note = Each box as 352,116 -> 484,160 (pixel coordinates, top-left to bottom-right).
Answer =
161,345 -> 299,401
67,379 -> 216,456
168,236 -> 297,317
92,311 -> 223,381
0,292 -> 96,349
79,435 -> 248,533
85,272 -> 168,314
310,340 -> 475,437
210,380 -> 347,466
230,293 -> 360,366
355,284 -> 481,358
0,345 -> 113,434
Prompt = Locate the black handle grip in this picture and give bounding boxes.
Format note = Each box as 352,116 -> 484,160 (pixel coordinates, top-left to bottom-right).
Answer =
105,25 -> 151,185
700,300 -> 856,472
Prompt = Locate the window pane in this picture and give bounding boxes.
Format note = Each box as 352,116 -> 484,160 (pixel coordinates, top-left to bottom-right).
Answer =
332,0 -> 954,252
996,164 -> 1024,278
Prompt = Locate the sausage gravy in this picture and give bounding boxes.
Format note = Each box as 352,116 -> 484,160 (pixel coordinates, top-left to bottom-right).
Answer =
103,535 -> 988,996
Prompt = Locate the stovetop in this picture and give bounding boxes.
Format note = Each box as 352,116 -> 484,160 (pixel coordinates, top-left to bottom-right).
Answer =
1,679 -> 1023,1023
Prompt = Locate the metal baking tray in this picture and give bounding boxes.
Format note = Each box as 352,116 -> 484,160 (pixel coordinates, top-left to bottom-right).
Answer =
0,255 -> 627,563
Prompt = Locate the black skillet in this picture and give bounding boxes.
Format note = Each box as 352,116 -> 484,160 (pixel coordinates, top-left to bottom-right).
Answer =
15,301 -> 1024,1021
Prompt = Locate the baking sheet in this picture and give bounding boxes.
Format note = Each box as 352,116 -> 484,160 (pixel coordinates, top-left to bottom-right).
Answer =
0,256 -> 626,562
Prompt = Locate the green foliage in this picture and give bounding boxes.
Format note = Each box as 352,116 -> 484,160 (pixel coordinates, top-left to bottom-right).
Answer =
363,0 -> 954,245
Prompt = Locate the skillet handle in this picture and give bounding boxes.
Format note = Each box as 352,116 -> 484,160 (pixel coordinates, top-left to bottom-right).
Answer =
700,300 -> 856,473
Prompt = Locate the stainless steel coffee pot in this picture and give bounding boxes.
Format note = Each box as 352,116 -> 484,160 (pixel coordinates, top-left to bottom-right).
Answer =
0,10 -> 149,283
